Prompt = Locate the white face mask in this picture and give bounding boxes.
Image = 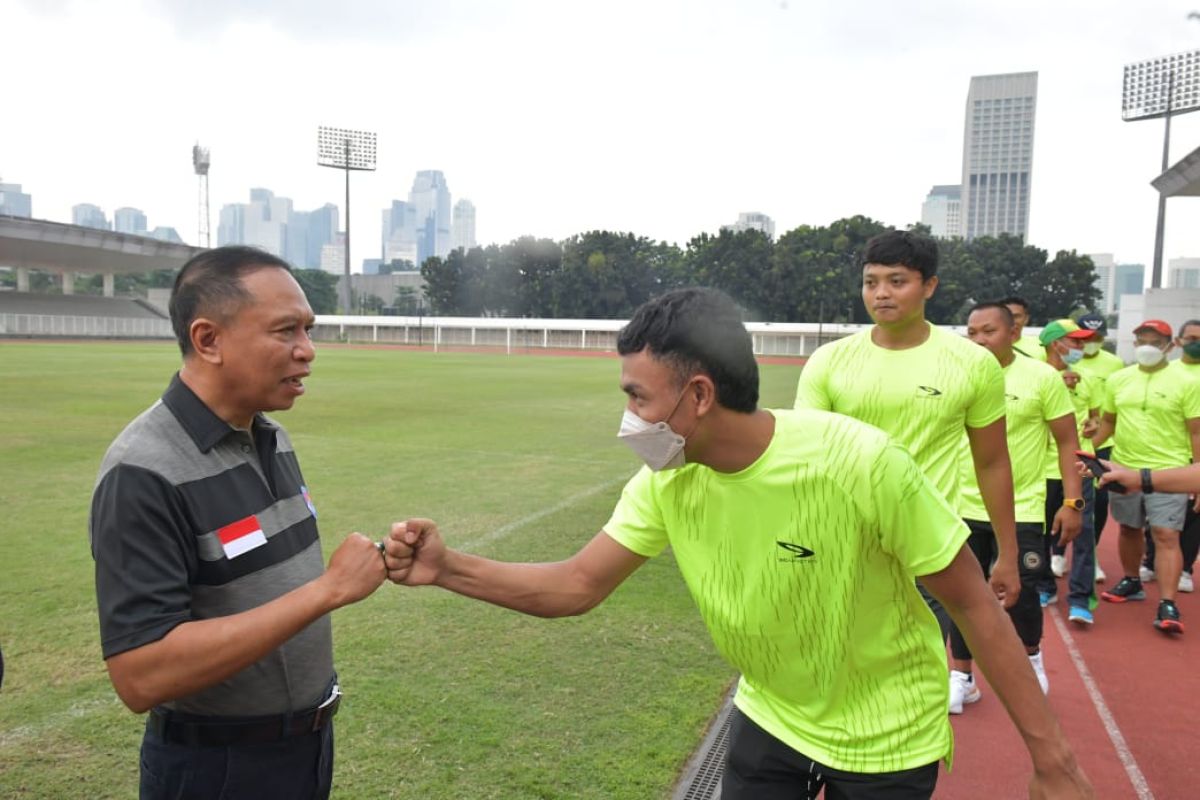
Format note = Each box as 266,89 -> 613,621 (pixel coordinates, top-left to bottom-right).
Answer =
1082,341 -> 1101,356
1135,344 -> 1166,367
617,410 -> 687,470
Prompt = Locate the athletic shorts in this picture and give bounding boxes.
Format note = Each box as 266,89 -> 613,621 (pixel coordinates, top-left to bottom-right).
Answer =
1110,491 -> 1188,532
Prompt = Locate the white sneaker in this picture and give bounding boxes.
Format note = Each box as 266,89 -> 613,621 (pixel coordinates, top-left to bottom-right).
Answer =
1051,555 -> 1067,578
948,670 -> 981,714
1095,564 -> 1106,583
1028,652 -> 1049,695
1180,572 -> 1195,593
1140,566 -> 1156,583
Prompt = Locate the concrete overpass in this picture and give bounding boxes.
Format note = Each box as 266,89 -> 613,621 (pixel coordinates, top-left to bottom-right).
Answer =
0,215 -> 205,295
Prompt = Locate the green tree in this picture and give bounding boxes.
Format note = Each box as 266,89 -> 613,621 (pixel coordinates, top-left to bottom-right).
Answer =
682,229 -> 774,317
292,269 -> 339,314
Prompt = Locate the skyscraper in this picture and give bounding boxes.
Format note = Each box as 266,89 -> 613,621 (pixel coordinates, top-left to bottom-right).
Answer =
72,203 -> 110,230
381,200 -> 419,266
217,190 -> 338,268
0,182 -> 32,217
113,207 -> 148,235
452,199 -> 477,252
722,212 -> 775,238
409,170 -> 452,265
919,185 -> 961,238
959,72 -> 1037,241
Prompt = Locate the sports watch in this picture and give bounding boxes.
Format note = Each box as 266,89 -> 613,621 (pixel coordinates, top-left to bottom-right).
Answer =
1062,497 -> 1084,511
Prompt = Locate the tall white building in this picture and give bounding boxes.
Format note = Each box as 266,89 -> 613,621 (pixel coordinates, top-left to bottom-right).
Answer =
1089,252 -> 1146,314
1168,257 -> 1200,289
114,207 -> 148,235
409,170 -> 452,265
920,185 -> 961,238
320,234 -> 347,275
452,199 -> 477,252
218,189 -> 338,268
723,211 -> 775,238
960,72 -> 1037,241
72,203 -> 110,230
0,182 -> 32,217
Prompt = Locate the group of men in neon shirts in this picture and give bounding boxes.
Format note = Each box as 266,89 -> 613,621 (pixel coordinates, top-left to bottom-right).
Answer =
794,230 -> 1199,724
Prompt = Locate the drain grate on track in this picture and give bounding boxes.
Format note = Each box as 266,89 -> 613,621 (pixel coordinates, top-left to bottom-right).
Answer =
672,689 -> 735,800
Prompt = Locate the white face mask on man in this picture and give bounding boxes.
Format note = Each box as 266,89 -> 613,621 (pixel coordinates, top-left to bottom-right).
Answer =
616,385 -> 693,471
1082,341 -> 1101,356
1134,344 -> 1167,367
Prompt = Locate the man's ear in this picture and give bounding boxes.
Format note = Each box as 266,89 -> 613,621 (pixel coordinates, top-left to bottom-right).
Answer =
190,317 -> 223,365
692,374 -> 717,417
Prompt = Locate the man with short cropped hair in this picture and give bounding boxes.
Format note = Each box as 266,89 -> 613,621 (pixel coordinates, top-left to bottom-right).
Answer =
90,245 -> 398,798
386,287 -> 1092,799
1003,296 -> 1045,362
1095,320 -> 1200,633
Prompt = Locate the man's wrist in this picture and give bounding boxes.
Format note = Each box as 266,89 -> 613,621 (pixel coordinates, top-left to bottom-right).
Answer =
1141,468 -> 1155,495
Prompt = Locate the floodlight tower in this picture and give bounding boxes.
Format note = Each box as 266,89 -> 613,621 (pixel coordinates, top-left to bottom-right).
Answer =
1122,49 -> 1200,287
192,144 -> 211,248
317,126 -> 377,313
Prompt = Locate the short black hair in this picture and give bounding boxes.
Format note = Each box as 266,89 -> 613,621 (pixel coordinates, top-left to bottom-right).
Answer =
862,229 -> 939,281
1178,319 -> 1200,338
968,301 -> 1015,327
169,246 -> 293,356
1001,296 -> 1029,312
616,288 -> 758,413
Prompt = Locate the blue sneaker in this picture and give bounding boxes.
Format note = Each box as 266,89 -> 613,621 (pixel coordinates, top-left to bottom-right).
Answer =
1068,606 -> 1093,625
1039,591 -> 1058,608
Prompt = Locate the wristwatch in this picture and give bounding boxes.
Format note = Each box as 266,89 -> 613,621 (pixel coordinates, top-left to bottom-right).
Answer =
1062,497 -> 1084,511
1141,468 -> 1155,495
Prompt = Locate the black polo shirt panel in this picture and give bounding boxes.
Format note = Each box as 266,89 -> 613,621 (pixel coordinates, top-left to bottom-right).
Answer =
90,375 -> 333,716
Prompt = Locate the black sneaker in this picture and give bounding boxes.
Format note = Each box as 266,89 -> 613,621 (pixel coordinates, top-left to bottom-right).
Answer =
1101,577 -> 1145,603
1154,600 -> 1184,634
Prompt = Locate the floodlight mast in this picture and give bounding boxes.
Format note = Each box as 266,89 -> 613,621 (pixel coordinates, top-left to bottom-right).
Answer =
192,144 -> 211,248
317,126 -> 377,313
1122,49 -> 1200,288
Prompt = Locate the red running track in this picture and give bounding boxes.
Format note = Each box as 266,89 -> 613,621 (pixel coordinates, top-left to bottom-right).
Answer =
935,517 -> 1196,799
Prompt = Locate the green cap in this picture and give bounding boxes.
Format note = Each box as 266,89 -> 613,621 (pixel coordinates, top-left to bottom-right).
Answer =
1039,318 -> 1091,346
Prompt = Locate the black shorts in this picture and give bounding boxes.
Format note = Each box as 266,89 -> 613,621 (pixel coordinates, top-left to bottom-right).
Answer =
722,707 -> 938,800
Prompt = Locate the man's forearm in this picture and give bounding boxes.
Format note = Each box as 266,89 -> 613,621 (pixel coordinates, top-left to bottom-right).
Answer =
106,575 -> 345,713
437,550 -> 604,619
977,458 -> 1018,555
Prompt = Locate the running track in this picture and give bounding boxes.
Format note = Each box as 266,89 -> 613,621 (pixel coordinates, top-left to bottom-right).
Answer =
936,517 -> 1196,799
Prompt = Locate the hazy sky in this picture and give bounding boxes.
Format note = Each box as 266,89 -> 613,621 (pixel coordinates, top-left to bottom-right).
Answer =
6,0 -> 1200,277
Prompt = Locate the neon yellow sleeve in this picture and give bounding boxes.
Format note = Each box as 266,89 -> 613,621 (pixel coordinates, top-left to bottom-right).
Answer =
794,346 -> 833,411
602,467 -> 669,558
964,352 -> 1006,429
1041,369 -> 1075,422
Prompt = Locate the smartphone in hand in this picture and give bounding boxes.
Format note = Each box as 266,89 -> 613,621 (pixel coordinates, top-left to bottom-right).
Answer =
1075,450 -> 1127,494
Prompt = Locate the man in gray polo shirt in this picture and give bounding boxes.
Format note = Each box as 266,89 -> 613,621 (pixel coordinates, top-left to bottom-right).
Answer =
90,246 -> 398,798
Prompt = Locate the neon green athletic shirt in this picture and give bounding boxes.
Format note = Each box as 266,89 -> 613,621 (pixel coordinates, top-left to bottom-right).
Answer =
1102,363 -> 1200,470
958,355 -> 1073,522
1074,349 -> 1125,449
1043,369 -> 1098,480
794,324 -> 1006,508
1014,335 -> 1046,362
604,409 -> 966,773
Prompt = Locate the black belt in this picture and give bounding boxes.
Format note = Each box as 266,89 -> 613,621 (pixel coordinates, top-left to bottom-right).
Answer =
147,686 -> 341,747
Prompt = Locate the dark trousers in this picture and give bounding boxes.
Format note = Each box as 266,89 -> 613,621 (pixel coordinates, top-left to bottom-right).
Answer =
1041,478 -> 1096,607
950,520 -> 1046,660
139,718 -> 334,800
1142,504 -> 1200,575
1092,446 -> 1112,545
722,707 -> 939,800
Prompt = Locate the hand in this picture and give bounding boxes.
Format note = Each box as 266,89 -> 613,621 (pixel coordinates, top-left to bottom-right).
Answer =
1081,418 -> 1099,440
1029,759 -> 1094,799
1061,371 -> 1080,390
1051,507 -> 1082,546
1087,460 -> 1140,493
323,533 -> 388,607
385,519 -> 447,586
989,558 -> 1021,608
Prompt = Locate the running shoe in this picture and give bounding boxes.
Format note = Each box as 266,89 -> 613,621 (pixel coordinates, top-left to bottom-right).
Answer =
1139,565 -> 1156,583
1154,600 -> 1184,634
1051,554 -> 1067,578
1068,606 -> 1093,625
1095,564 -> 1106,583
948,670 -> 981,714
1180,572 -> 1194,593
1028,651 -> 1049,694
1101,577 -> 1145,603
1038,591 -> 1057,608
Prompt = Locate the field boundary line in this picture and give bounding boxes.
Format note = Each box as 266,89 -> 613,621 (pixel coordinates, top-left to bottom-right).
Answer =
1048,608 -> 1154,800
461,473 -> 633,552
0,695 -> 122,749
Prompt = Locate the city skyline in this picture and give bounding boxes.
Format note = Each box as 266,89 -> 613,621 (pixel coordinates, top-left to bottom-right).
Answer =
7,0 -> 1200,273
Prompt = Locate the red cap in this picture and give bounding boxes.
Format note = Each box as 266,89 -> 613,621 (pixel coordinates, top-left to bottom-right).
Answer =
1134,319 -> 1173,338
1065,328 -> 1093,339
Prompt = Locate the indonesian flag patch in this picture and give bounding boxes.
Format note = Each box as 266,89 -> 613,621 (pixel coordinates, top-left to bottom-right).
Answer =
301,485 -> 317,518
217,515 -> 268,559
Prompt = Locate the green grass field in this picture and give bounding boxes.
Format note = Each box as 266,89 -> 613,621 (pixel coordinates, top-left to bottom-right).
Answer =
0,341 -> 803,799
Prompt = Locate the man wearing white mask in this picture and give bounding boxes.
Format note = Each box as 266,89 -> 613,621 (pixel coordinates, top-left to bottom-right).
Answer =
1095,320 -> 1200,633
382,288 -> 1093,799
